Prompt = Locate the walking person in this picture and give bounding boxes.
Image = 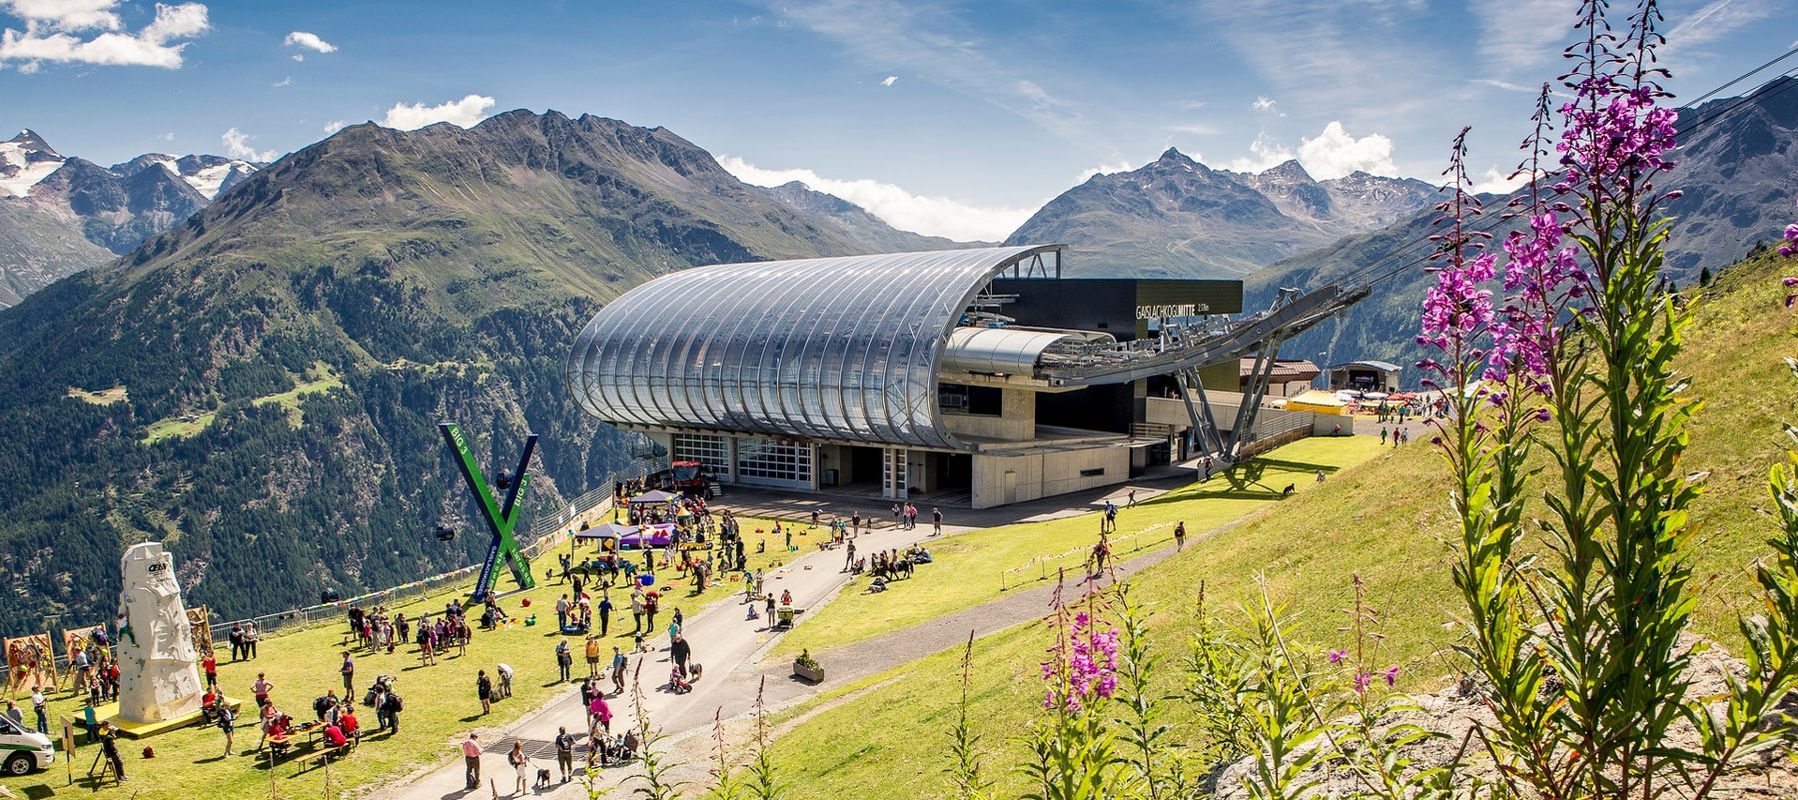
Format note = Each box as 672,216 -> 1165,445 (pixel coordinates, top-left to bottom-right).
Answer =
630,587 -> 645,634
555,726 -> 576,782
218,699 -> 236,756
596,593 -> 613,637
556,639 -> 572,683
1174,520 -> 1187,552
670,634 -> 692,680
610,647 -> 626,696
461,733 -> 482,790
509,740 -> 529,796
932,507 -> 942,536
587,692 -> 612,739
477,670 -> 493,716
585,635 -> 601,679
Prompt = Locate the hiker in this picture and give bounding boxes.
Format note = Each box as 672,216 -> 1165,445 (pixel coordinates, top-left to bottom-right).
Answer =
381,686 -> 404,734
556,639 -> 572,683
610,647 -> 627,696
932,507 -> 942,536
1174,521 -> 1186,552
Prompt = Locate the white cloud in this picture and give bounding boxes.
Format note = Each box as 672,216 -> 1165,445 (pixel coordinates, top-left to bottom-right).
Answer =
3,0 -> 123,30
1227,133 -> 1295,173
162,130 -> 173,141
1662,0 -> 1775,71
879,75 -> 896,87
1471,164 -> 1528,195
322,119 -> 347,135
1296,121 -> 1396,179
1167,122 -> 1220,136
271,75 -> 290,87
1075,159 -> 1141,184
1470,0 -> 1575,75
282,30 -> 334,53
221,127 -> 276,162
720,155 -> 1033,242
289,52 -> 301,62
761,0 -> 1095,146
0,1 -> 209,69
380,94 -> 495,130
1252,96 -> 1276,112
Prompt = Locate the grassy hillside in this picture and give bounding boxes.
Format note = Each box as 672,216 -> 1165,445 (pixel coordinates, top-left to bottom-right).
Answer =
764,248 -> 1798,799
773,436 -> 1384,658
0,111 -> 885,634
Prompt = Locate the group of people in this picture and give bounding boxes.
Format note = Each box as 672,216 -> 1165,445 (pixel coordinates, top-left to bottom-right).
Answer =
415,603 -> 476,665
1378,426 -> 1412,447
225,620 -> 263,660
886,502 -> 943,534
346,605 -> 410,656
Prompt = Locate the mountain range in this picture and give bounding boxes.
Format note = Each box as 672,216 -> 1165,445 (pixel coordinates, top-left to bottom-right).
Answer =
0,129 -> 261,306
0,75 -> 1792,634
1249,75 -> 1798,371
1005,148 -> 1438,277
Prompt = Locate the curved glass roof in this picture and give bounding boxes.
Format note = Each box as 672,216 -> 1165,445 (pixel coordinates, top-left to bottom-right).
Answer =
567,245 -> 1064,449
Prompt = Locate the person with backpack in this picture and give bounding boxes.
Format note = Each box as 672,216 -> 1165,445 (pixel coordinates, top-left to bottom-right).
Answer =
555,726 -> 576,782
555,639 -> 572,683
381,689 -> 403,734
217,700 -> 236,756
476,670 -> 493,715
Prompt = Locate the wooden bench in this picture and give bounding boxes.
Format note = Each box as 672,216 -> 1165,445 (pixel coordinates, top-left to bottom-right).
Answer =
292,738 -> 356,774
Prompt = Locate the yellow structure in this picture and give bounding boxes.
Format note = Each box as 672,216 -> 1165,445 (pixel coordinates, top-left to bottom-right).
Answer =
1285,390 -> 1349,415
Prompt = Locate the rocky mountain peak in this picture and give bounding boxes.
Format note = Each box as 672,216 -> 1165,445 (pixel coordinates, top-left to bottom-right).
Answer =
1260,159 -> 1317,185
6,129 -> 57,157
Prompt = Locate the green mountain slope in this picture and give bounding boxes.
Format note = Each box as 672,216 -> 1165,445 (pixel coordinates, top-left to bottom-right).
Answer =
0,109 -> 883,634
766,247 -> 1798,798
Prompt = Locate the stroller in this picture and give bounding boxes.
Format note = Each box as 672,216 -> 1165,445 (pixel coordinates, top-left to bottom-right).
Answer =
363,674 -> 398,707
597,731 -> 639,766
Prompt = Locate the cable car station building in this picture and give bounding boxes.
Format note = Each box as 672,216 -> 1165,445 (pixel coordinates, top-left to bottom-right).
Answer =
566,245 -> 1352,508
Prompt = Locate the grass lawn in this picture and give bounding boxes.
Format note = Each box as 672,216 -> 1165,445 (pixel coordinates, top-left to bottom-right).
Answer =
763,251 -> 1798,799
772,435 -> 1386,658
0,515 -> 791,800
65,386 -> 128,405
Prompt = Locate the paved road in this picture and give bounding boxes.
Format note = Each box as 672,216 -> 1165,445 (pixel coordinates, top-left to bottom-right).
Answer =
368,519 -> 954,800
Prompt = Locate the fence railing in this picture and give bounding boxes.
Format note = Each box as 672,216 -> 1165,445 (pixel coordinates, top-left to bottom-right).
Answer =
9,459 -> 658,680
999,520 -> 1177,591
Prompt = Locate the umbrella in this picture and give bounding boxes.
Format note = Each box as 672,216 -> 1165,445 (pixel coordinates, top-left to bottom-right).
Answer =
575,523 -> 637,540
629,489 -> 680,504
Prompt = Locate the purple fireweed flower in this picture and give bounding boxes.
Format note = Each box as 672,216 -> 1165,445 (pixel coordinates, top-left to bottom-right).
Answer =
1419,252 -> 1498,353
1041,609 -> 1120,714
1384,666 -> 1400,686
1556,78 -> 1679,188
1328,648 -> 1348,664
1354,672 -> 1373,694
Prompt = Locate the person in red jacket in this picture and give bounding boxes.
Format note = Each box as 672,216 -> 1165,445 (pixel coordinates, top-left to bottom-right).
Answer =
322,721 -> 347,748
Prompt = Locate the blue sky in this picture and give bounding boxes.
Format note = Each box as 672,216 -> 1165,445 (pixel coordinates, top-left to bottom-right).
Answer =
0,0 -> 1787,240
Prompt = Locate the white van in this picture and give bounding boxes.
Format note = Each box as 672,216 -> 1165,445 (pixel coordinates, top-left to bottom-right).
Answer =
0,713 -> 55,775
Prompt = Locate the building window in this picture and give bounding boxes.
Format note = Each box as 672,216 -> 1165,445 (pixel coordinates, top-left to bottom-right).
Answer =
736,437 -> 813,486
672,433 -> 730,477
939,383 -> 1002,416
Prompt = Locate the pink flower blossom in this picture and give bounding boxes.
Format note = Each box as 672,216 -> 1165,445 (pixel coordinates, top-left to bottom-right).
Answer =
1040,609 -> 1120,714
1556,78 -> 1679,189
1384,666 -> 1400,686
1354,672 -> 1372,694
1328,648 -> 1348,664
